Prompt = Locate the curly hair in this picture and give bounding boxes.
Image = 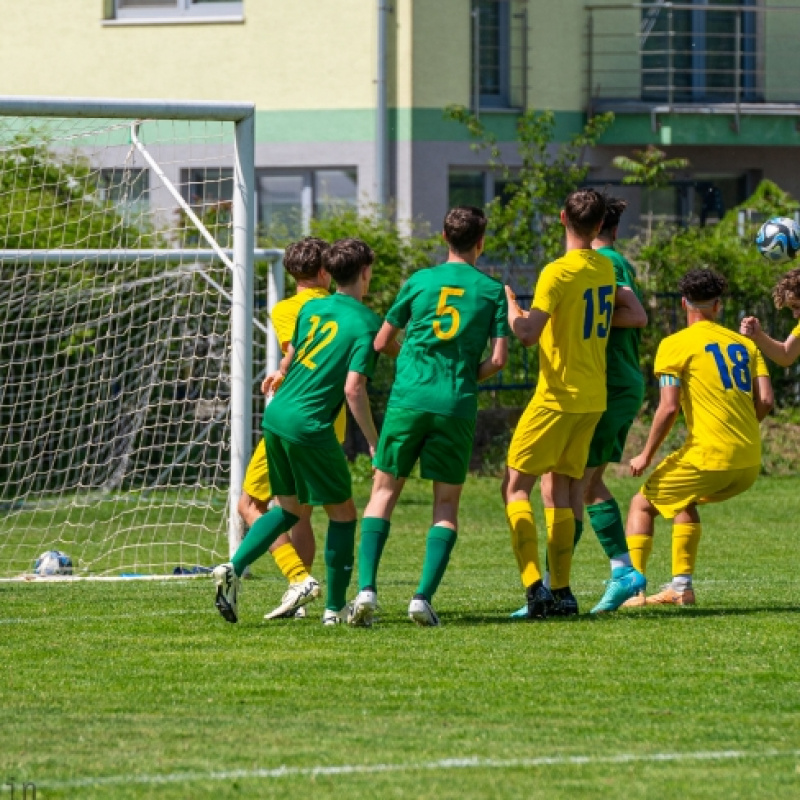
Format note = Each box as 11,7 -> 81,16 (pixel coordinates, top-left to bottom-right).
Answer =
283,237 -> 329,281
444,206 -> 487,254
772,266 -> 800,309
323,238 -> 375,286
599,196 -> 628,235
678,268 -> 728,303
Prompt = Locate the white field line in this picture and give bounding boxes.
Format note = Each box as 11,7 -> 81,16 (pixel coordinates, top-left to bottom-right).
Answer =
25,748 -> 800,791
0,608 -> 206,626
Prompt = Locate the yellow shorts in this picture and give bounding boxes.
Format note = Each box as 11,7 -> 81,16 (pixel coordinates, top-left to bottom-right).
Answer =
642,451 -> 760,520
241,438 -> 272,503
241,411 -> 345,504
507,404 -> 603,479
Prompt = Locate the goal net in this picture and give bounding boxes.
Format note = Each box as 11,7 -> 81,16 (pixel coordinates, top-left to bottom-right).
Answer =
0,97 -> 278,579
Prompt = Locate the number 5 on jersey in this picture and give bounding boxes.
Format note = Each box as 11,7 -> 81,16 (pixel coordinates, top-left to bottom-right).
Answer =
433,287 -> 465,340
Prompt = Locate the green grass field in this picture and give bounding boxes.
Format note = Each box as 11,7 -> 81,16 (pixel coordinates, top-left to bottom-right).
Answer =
2,475 -> 799,799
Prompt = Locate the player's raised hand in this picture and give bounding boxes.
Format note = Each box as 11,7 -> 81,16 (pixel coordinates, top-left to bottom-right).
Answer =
739,316 -> 762,338
261,370 -> 285,396
629,452 -> 650,477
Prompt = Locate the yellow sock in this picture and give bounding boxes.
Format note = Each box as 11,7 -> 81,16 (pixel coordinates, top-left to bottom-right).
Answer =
272,542 -> 309,584
506,500 -> 542,588
672,523 -> 702,576
627,534 -> 654,575
545,507 -> 574,590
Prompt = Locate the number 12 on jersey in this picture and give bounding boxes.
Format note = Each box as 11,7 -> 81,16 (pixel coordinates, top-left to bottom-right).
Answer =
582,285 -> 614,339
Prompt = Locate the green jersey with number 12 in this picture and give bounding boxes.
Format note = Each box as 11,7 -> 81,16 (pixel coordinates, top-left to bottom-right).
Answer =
384,262 -> 509,420
263,293 -> 381,447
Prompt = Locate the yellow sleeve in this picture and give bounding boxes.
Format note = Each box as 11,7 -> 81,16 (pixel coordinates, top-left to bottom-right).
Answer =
753,346 -> 770,379
654,335 -> 685,378
792,320 -> 800,339
532,263 -> 565,316
270,298 -> 298,354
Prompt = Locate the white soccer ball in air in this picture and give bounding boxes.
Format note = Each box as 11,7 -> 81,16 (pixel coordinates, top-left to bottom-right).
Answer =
34,550 -> 73,576
755,217 -> 800,264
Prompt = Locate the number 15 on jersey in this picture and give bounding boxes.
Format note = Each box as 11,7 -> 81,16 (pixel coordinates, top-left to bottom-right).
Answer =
582,285 -> 614,339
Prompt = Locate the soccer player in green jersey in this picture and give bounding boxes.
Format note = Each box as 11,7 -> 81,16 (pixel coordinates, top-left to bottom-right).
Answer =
349,206 -> 510,627
213,238 -> 382,625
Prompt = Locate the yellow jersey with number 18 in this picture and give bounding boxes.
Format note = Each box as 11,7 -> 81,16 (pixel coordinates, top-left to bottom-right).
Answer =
654,320 -> 769,471
531,249 -> 616,413
792,319 -> 800,339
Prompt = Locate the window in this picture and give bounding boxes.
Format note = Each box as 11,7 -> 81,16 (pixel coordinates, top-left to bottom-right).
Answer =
448,169 -> 516,208
258,169 -> 357,238
97,168 -> 150,222
641,0 -> 758,103
472,0 -> 527,110
114,0 -> 243,21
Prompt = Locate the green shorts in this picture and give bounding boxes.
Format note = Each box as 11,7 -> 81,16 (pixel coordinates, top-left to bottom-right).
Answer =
374,407 -> 475,485
263,430 -> 351,507
586,384 -> 644,468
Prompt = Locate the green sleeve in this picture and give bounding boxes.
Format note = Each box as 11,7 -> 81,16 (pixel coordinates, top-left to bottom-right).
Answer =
491,284 -> 510,338
348,319 -> 380,378
289,306 -> 307,349
384,276 -> 416,329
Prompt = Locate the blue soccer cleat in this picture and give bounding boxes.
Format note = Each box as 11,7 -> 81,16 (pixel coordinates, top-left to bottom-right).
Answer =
590,566 -> 647,614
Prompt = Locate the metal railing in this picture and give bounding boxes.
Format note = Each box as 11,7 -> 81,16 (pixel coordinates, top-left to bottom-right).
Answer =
586,3 -> 800,131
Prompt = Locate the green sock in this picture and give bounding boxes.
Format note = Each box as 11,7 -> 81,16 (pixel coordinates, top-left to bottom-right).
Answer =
587,499 -> 628,560
325,520 -> 356,612
358,517 -> 391,591
231,507 -> 299,577
416,526 -> 458,601
545,518 -> 584,573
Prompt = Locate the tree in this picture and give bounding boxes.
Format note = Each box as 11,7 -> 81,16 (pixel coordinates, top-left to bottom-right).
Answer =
612,145 -> 689,190
444,107 -> 614,268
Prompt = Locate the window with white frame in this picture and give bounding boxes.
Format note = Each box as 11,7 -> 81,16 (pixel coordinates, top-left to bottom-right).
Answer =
114,0 -> 243,21
258,169 -> 358,238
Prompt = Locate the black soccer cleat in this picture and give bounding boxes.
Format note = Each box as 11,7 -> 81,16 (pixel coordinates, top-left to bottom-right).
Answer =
526,579 -> 555,620
551,586 -> 579,617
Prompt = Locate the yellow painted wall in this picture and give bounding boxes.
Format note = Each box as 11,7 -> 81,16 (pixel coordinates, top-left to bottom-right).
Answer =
0,0 -> 377,109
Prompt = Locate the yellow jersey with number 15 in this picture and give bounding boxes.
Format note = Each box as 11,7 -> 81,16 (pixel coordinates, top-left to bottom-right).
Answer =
531,249 -> 616,414
654,320 -> 769,471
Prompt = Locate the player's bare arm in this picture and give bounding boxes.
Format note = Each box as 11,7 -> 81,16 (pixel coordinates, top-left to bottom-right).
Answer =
345,370 -> 379,456
262,343 -> 295,395
740,316 -> 800,367
752,374 -> 775,421
612,286 -> 647,329
374,320 -> 402,359
477,336 -> 508,382
630,383 -> 681,477
507,287 -> 550,347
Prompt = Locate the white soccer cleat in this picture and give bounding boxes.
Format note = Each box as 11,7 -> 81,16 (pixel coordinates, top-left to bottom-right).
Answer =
213,562 -> 240,624
263,576 -> 320,620
347,589 -> 378,627
322,608 -> 343,626
408,595 -> 440,627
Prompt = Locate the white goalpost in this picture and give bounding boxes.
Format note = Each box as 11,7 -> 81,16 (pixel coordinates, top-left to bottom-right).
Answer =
0,96 -> 283,579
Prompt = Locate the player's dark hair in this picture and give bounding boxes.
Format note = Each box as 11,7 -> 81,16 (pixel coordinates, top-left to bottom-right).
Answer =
323,238 -> 374,286
772,267 -> 800,309
443,206 -> 487,254
599,196 -> 628,235
283,237 -> 329,281
564,188 -> 607,238
678,268 -> 728,303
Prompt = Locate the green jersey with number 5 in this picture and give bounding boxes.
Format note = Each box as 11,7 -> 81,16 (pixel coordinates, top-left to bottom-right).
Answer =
263,293 -> 381,447
384,262 -> 509,420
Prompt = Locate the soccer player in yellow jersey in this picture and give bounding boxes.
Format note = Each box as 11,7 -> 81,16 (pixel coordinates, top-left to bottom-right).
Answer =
504,189 -> 615,619
740,266 -> 800,367
237,237 -> 346,620
625,269 -> 774,606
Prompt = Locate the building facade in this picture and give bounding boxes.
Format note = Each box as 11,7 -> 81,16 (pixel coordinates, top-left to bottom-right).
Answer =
2,0 -> 800,238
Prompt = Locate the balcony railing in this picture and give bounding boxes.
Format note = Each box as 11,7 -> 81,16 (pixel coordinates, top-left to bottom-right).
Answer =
586,3 -> 800,130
